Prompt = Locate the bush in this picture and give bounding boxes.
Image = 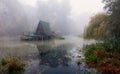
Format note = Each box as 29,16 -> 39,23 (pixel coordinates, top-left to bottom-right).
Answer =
0,56 -> 26,74
84,43 -> 105,64
104,38 -> 120,52
84,43 -> 120,74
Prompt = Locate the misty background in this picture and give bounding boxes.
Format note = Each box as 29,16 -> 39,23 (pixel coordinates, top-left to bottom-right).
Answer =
0,0 -> 104,36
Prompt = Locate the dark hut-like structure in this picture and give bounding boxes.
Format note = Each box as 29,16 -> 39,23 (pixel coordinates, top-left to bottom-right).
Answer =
34,21 -> 53,40
21,21 -> 53,40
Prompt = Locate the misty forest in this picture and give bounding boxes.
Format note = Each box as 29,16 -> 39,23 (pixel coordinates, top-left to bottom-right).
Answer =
0,0 -> 120,74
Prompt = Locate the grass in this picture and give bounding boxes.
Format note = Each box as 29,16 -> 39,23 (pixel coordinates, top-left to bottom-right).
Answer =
84,43 -> 120,74
0,56 -> 26,74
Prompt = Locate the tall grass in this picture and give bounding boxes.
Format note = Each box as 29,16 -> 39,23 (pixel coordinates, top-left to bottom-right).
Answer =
0,56 -> 26,74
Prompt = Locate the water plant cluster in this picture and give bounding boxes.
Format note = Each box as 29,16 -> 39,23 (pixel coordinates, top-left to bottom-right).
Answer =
0,56 -> 26,74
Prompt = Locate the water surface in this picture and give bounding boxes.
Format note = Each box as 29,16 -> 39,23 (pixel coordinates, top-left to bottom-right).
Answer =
0,36 -> 96,74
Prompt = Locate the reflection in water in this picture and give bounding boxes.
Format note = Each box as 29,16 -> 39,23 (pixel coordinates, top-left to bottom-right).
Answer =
24,37 -> 88,74
37,43 -> 72,67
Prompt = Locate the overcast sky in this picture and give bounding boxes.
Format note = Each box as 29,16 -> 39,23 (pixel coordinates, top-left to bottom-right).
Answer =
0,0 -> 104,35
16,0 -> 105,35
18,0 -> 104,17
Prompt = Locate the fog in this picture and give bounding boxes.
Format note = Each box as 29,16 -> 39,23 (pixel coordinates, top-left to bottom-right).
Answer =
0,0 -> 30,36
0,0 -> 103,36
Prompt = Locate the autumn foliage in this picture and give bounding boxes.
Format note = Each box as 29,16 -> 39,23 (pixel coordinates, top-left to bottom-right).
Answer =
84,43 -> 120,74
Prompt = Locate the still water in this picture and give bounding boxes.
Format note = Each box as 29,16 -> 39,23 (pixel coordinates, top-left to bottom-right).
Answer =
0,36 -> 96,74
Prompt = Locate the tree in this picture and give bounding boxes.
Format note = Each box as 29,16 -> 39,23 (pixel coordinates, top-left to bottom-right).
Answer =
84,13 -> 108,40
103,0 -> 120,38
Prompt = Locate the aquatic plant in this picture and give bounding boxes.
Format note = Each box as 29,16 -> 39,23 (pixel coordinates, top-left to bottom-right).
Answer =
0,56 -> 26,74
